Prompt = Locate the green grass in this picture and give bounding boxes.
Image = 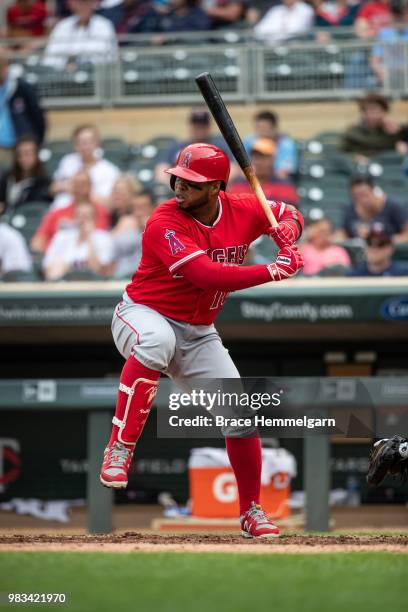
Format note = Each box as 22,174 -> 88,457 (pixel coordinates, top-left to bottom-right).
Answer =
0,552 -> 406,612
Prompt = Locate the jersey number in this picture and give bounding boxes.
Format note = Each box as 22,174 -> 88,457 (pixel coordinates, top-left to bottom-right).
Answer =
210,291 -> 228,310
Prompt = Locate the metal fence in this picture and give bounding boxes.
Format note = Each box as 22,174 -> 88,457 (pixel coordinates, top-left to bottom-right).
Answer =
4,32 -> 408,108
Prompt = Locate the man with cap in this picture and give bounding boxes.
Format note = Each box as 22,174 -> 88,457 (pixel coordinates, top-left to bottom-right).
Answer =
100,142 -> 304,538
348,223 -> 408,276
229,138 -> 298,206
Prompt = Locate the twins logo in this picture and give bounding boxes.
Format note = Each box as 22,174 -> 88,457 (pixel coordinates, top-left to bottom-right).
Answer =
0,438 -> 21,493
165,229 -> 186,255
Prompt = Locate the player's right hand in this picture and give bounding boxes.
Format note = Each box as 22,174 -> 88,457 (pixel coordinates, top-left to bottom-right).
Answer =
267,245 -> 303,281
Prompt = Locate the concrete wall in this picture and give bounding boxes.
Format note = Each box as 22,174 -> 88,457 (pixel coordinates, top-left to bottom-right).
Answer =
47,100 -> 408,144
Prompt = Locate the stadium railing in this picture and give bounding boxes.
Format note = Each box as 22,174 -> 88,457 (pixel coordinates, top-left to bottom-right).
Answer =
3,30 -> 408,108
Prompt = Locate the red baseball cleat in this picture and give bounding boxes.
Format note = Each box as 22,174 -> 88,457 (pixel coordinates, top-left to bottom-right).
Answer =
100,442 -> 133,489
240,502 -> 280,538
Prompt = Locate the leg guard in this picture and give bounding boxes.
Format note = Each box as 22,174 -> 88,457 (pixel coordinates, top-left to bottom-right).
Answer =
111,378 -> 158,446
108,354 -> 160,448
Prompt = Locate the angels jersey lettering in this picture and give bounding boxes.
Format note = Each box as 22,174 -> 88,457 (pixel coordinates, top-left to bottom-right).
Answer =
126,191 -> 286,325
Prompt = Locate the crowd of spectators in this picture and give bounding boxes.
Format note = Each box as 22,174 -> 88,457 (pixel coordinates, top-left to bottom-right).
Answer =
0,0 -> 407,44
1,0 -> 407,100
0,91 -> 408,279
1,3 -> 408,281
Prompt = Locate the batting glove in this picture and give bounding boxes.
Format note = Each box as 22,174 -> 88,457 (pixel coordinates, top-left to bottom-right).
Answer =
267,245 -> 303,281
267,221 -> 298,249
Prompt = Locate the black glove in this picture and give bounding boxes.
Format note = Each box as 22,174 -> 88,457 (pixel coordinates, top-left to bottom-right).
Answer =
366,435 -> 408,486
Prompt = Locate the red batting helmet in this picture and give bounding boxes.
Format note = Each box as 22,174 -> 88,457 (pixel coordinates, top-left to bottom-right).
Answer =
165,143 -> 230,191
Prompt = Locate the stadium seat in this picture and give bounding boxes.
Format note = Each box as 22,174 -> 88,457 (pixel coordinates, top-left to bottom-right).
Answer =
298,163 -> 349,189
134,136 -> 177,165
298,184 -> 348,208
9,202 -> 49,243
128,159 -> 155,186
250,235 -> 278,264
317,264 -> 349,277
1,269 -> 41,282
394,243 -> 408,262
39,147 -> 66,175
313,131 -> 341,147
60,269 -> 106,281
340,241 -> 365,265
150,182 -> 173,204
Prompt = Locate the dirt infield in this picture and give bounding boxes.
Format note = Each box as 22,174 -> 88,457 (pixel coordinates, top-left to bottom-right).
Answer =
1,533 -> 407,554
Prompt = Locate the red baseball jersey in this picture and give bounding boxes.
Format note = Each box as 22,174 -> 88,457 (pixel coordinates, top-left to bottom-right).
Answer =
126,191 -> 287,325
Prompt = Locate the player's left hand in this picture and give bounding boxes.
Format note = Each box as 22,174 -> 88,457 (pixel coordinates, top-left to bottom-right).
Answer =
267,222 -> 297,249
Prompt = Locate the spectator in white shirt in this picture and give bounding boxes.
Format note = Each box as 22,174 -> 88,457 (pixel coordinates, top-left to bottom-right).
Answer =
42,200 -> 114,281
50,123 -> 121,209
254,0 -> 315,43
43,0 -> 118,70
110,178 -> 154,279
0,222 -> 32,276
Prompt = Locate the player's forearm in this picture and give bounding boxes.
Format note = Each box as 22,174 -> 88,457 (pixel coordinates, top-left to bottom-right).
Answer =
181,256 -> 271,291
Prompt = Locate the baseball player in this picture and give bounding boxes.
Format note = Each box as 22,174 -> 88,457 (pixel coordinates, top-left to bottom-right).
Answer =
100,143 -> 304,538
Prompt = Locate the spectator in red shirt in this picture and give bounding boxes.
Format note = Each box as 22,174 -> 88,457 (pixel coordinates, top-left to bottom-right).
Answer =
6,0 -> 48,37
31,169 -> 110,253
228,138 -> 299,205
355,0 -> 392,38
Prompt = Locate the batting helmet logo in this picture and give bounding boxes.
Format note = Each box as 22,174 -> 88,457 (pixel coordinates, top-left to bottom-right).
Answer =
181,151 -> 192,168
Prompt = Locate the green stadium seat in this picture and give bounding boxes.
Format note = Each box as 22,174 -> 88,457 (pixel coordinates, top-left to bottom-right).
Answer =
298,184 -> 348,208
150,182 -> 173,204
250,235 -> 278,264
370,151 -> 405,166
394,243 -> 408,262
39,147 -> 66,175
128,159 -> 155,186
60,269 -> 105,281
339,241 -> 365,265
45,140 -> 71,153
9,202 -> 49,243
1,269 -> 41,282
317,264 -> 350,277
313,131 -> 341,147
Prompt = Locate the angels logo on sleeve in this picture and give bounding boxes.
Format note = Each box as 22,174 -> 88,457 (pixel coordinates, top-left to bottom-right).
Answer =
165,229 -> 186,255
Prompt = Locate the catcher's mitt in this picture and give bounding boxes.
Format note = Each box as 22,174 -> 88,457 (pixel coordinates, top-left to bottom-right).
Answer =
367,435 -> 408,486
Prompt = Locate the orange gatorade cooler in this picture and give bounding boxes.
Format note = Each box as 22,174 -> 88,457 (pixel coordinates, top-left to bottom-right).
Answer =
189,447 -> 296,519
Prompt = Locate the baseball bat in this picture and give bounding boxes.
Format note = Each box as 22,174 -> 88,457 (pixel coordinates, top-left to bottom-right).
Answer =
195,72 -> 278,228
